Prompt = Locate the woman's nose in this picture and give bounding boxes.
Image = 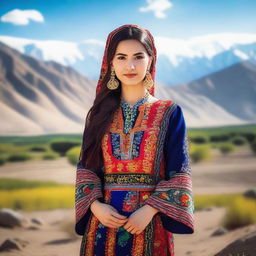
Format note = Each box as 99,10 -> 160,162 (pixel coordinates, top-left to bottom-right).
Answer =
126,60 -> 135,70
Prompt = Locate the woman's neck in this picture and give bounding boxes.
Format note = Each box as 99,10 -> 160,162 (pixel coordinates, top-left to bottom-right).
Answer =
120,85 -> 148,106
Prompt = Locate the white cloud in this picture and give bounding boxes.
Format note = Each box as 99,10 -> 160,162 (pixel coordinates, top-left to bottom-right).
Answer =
139,0 -> 173,19
0,9 -> 44,25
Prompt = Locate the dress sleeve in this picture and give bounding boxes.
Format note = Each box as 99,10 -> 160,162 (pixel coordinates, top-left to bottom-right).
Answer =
75,132 -> 104,236
144,104 -> 194,234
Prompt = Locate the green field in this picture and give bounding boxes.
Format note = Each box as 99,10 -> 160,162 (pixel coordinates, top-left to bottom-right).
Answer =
0,124 -> 255,164
0,134 -> 82,144
0,125 -> 255,228
187,123 -> 256,136
0,123 -> 255,144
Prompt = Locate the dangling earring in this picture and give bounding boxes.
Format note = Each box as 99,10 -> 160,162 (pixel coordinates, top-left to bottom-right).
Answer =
107,68 -> 119,90
143,70 -> 153,89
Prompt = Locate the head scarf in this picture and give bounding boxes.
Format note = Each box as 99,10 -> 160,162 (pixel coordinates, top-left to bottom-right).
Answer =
95,24 -> 157,96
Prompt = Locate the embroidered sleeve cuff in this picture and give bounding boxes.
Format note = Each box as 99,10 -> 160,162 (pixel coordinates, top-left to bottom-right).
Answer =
75,168 -> 103,235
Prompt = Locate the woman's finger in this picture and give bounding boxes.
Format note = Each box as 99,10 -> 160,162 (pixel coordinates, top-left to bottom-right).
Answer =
107,219 -> 124,227
111,211 -> 127,220
130,228 -> 138,234
126,226 -> 135,233
110,216 -> 127,224
123,222 -> 131,230
108,213 -> 127,224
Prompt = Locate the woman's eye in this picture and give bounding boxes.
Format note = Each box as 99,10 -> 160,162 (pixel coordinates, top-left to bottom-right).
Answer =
117,56 -> 144,60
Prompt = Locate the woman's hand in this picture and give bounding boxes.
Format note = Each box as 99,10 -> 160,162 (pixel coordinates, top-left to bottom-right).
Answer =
90,200 -> 128,228
123,205 -> 159,235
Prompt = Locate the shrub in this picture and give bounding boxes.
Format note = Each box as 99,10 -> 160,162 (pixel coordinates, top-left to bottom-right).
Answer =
50,140 -> 80,156
0,156 -> 6,166
194,194 -> 239,211
230,136 -> 247,146
29,145 -> 47,152
190,136 -> 208,144
42,152 -> 59,160
209,134 -> 231,143
222,197 -> 256,230
219,143 -> 235,155
190,144 -> 211,163
66,146 -> 80,166
249,139 -> 256,155
7,153 -> 32,162
228,132 -> 238,138
241,132 -> 256,143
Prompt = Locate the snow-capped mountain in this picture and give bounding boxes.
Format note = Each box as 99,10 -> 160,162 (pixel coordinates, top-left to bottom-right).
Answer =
0,42 -> 255,135
1,33 -> 256,85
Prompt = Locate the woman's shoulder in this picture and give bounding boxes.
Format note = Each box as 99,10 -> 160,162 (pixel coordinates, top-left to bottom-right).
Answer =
149,96 -> 178,108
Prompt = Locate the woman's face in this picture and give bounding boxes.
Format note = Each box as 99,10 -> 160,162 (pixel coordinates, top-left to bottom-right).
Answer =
111,39 -> 152,88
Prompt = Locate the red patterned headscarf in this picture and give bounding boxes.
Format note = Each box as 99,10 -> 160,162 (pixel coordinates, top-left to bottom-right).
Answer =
95,24 -> 157,96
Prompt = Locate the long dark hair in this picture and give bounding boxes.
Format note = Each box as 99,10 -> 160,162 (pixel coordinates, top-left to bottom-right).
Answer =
80,26 -> 155,171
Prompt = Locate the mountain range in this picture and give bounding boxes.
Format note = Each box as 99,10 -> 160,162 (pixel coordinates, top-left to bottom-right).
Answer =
1,33 -> 256,85
0,41 -> 255,135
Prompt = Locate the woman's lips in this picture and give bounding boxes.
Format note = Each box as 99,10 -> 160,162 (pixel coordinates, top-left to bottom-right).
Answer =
124,74 -> 137,78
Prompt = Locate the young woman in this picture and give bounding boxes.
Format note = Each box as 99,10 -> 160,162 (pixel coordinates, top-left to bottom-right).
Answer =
75,24 -> 194,256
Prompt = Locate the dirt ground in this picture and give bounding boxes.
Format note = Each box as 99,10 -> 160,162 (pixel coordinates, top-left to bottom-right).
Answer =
0,145 -> 256,255
0,208 -> 255,256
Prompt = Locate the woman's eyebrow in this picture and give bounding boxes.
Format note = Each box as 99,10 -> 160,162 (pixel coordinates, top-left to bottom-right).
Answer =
115,52 -> 145,56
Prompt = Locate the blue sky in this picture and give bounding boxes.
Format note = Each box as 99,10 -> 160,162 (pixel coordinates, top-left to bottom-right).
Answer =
0,0 -> 255,42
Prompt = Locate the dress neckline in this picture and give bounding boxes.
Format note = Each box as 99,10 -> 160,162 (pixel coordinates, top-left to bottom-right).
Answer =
118,97 -> 161,135
120,90 -> 150,109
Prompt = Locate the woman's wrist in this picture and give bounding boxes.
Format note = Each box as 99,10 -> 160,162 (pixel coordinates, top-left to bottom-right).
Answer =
90,199 -> 101,211
143,204 -> 159,216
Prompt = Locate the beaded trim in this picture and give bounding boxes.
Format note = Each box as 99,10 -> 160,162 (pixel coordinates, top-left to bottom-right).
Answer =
120,91 -> 150,134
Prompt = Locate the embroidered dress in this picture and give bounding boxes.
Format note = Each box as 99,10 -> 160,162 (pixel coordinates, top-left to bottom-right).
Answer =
75,24 -> 194,256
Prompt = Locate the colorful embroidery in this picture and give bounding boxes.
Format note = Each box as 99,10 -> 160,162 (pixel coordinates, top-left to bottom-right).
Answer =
132,232 -> 145,256
104,173 -> 154,185
75,168 -> 102,225
117,227 -> 132,247
110,132 -> 121,159
140,192 -> 150,202
120,91 -> 150,134
122,191 -> 138,212
84,215 -> 99,256
152,215 -> 169,255
154,188 -> 193,210
102,101 -> 173,174
131,131 -> 144,158
105,228 -> 117,256
143,217 -> 154,255
94,223 -> 104,247
145,173 -> 194,229
76,24 -> 195,256
77,100 -> 194,256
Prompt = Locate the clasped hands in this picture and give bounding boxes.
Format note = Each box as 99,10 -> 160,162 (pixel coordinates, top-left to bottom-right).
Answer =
90,200 -> 159,235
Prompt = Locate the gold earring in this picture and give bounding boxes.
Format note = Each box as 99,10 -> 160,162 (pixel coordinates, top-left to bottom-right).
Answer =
107,68 -> 119,90
143,70 -> 153,89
